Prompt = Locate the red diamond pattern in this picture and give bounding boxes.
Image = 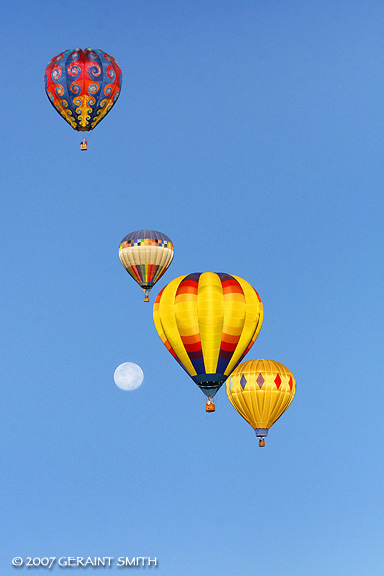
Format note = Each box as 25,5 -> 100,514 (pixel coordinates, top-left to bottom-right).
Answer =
274,374 -> 282,389
288,376 -> 293,390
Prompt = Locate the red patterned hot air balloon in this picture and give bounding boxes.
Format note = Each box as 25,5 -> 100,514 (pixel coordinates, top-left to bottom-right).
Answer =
44,48 -> 122,149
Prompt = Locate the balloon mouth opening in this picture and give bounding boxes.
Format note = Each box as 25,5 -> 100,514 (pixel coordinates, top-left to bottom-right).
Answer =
197,383 -> 225,399
193,374 -> 226,399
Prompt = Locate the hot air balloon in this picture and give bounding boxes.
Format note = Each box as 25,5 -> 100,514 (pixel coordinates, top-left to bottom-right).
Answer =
153,272 -> 263,412
44,48 -> 122,149
226,359 -> 296,446
119,230 -> 174,302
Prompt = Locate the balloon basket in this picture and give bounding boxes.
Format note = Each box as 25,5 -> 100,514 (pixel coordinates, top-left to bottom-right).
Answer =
258,438 -> 265,447
144,296 -> 149,302
206,399 -> 215,413
80,141 -> 87,151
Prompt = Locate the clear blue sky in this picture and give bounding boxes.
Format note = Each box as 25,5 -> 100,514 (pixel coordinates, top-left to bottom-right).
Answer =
1,1 -> 383,574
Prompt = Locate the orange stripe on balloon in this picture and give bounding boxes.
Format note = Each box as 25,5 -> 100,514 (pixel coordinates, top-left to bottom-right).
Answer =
182,334 -> 202,345
221,333 -> 242,344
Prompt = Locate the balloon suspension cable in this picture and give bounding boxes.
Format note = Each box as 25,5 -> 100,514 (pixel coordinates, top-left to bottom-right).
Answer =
205,397 -> 215,413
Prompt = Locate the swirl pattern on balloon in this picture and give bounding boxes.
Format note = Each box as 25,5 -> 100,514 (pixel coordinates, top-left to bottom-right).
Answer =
52,65 -> 62,80
45,48 -> 122,132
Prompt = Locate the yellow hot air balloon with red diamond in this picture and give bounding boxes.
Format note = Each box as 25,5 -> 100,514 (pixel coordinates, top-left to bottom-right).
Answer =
153,272 -> 263,412
226,359 -> 296,446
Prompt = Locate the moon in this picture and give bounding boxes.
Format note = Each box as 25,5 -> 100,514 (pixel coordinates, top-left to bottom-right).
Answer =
114,362 -> 144,391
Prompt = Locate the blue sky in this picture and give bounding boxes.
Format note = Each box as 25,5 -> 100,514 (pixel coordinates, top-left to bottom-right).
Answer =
1,1 -> 383,574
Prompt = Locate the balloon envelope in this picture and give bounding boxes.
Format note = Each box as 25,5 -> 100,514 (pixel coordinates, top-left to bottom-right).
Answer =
119,230 -> 174,301
226,359 -> 296,441
44,48 -> 122,131
153,272 -> 263,400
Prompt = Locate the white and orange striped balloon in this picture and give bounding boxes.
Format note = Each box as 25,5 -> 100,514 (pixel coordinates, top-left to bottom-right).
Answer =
119,230 -> 174,302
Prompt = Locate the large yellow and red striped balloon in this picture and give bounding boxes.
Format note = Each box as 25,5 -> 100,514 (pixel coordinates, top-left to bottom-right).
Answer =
153,272 -> 263,408
226,359 -> 296,446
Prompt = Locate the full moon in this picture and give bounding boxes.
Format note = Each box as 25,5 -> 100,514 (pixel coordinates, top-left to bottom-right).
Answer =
114,362 -> 144,391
